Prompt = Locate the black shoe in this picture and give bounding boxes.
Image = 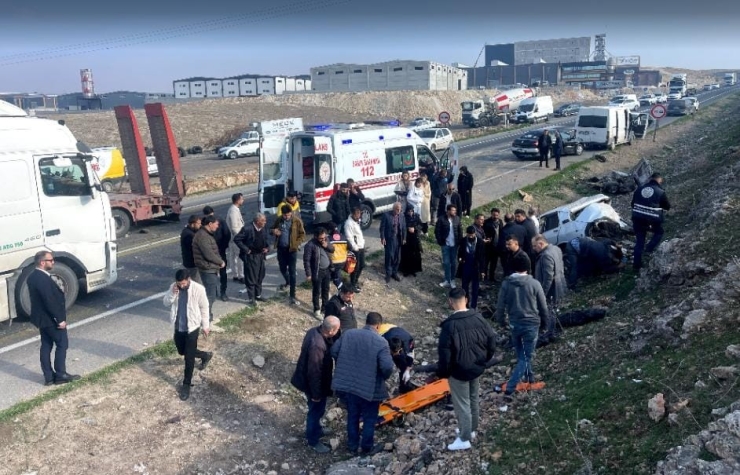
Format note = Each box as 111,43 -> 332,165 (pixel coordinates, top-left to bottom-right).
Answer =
348,447 -> 359,456
220,293 -> 229,302
360,443 -> 384,456
502,393 -> 514,403
232,277 -> 241,282
391,274 -> 401,282
54,372 -> 81,385
200,352 -> 213,371
278,284 -> 287,292
179,384 -> 191,401
385,276 -> 391,284
255,296 -> 267,302
352,285 -> 362,293
310,442 -> 331,454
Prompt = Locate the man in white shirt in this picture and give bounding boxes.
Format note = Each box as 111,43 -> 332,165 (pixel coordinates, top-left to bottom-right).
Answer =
344,207 -> 366,292
226,193 -> 245,283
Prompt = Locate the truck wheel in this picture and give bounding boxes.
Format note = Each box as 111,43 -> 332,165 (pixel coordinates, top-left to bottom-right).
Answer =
101,180 -> 114,193
360,203 -> 374,230
16,262 -> 79,318
229,151 -> 238,159
112,208 -> 132,237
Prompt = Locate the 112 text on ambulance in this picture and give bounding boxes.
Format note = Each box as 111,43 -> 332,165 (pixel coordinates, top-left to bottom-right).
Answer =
353,151 -> 381,177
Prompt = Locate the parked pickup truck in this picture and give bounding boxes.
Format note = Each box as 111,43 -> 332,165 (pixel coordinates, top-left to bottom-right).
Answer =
539,194 -> 632,248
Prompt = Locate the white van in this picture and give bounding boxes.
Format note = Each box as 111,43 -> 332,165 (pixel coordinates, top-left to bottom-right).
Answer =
0,101 -> 118,321
576,106 -> 635,150
258,120 -> 458,230
514,96 -> 554,124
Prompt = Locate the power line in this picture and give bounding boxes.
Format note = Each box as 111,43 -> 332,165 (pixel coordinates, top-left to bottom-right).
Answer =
0,0 -> 353,66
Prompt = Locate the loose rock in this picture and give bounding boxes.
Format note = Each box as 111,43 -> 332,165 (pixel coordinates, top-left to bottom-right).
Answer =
252,355 -> 266,368
648,393 -> 666,422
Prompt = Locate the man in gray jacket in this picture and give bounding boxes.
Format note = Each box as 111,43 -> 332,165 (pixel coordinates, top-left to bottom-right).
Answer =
192,215 -> 225,321
494,254 -> 549,401
331,312 -> 395,456
532,234 -> 567,340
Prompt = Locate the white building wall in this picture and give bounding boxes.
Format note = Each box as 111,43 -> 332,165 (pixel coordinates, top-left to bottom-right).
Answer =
304,79 -> 312,91
310,61 -> 465,92
295,79 -> 305,91
190,81 -> 206,98
285,77 -> 296,92
206,79 -> 223,97
239,78 -> 257,96
257,77 -> 275,94
173,81 -> 191,98
222,79 -> 239,97
274,76 -> 286,95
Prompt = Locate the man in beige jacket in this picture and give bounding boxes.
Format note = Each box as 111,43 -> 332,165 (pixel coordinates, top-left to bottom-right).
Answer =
164,268 -> 213,401
226,193 -> 246,283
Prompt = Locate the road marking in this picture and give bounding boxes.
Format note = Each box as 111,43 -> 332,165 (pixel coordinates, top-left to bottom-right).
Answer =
476,161 -> 538,186
0,292 -> 167,355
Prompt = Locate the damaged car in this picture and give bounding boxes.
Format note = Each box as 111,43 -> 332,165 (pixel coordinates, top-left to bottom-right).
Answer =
539,194 -> 632,247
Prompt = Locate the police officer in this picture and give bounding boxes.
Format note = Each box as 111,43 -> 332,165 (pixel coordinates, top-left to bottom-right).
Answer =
631,172 -> 671,271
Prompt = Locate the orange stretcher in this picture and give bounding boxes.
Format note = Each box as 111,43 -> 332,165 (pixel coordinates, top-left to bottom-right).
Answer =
496,381 -> 547,393
376,378 -> 451,427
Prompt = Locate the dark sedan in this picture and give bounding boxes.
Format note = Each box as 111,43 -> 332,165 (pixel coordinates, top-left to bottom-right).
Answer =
511,128 -> 584,159
554,103 -> 581,117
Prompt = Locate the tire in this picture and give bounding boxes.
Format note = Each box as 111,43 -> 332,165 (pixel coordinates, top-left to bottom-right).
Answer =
479,117 -> 489,127
430,144 -> 437,152
165,212 -> 181,222
112,208 -> 132,237
229,151 -> 238,159
575,144 -> 584,156
359,203 -> 374,231
178,147 -> 186,158
101,180 -> 114,193
16,262 -> 79,318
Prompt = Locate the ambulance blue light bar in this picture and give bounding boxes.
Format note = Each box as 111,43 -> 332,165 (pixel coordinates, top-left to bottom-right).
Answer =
306,124 -> 333,131
363,120 -> 401,127
342,139 -> 352,144
379,135 -> 384,140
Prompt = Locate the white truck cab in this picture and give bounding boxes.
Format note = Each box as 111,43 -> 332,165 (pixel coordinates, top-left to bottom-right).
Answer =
0,101 -> 118,321
257,119 -> 458,230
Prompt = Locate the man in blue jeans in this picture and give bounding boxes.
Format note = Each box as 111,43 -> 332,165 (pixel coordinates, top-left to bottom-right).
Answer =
435,204 -> 463,289
331,312 -> 395,456
290,316 -> 341,453
494,254 -> 549,400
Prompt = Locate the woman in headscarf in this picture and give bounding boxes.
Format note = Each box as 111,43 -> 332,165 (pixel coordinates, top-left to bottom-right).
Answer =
419,173 -> 432,235
399,204 -> 423,277
407,177 -> 424,217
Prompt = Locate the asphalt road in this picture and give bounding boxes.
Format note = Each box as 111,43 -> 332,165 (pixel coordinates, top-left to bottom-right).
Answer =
0,85 -> 735,410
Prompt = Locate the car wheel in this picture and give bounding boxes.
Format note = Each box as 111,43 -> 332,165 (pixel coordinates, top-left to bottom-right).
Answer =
575,144 -> 584,156
16,262 -> 79,318
101,180 -> 114,193
229,151 -> 238,159
430,144 -> 436,152
359,203 -> 374,230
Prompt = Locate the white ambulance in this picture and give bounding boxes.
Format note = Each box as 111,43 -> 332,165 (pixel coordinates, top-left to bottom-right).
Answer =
257,119 -> 458,230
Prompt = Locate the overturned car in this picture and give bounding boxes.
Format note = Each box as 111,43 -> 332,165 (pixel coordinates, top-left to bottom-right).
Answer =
539,194 -> 632,247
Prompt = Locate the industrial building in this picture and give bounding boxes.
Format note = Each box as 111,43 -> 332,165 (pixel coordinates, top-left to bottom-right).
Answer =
309,60 -> 468,92
172,74 -> 311,99
485,37 -> 592,67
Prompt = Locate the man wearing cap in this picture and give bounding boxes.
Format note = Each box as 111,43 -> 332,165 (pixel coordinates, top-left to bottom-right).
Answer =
278,191 -> 301,214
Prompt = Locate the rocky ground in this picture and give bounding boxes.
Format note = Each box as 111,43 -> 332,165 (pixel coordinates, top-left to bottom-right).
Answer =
2,93 -> 740,475
40,88 -> 601,151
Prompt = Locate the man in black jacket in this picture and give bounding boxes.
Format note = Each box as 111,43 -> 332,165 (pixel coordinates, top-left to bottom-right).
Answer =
346,178 -> 365,210
303,227 -> 335,320
291,316 -> 341,454
514,208 -> 538,270
503,235 -> 531,277
483,208 -> 504,282
565,237 -> 624,290
434,288 -> 496,451
457,166 -> 474,217
324,286 -> 357,331
437,182 -> 463,220
233,213 -> 269,306
379,202 -> 407,284
180,215 -> 202,284
27,251 -> 81,386
631,173 -> 671,271
458,226 -> 487,309
378,323 -> 416,395
327,183 -> 351,232
203,205 -> 232,301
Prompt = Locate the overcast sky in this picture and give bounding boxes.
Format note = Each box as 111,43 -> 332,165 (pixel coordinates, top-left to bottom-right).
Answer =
1,0 -> 739,94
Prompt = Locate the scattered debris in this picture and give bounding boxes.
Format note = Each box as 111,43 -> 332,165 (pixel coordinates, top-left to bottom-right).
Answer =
648,393 -> 666,422
518,190 -> 533,202
252,355 -> 266,368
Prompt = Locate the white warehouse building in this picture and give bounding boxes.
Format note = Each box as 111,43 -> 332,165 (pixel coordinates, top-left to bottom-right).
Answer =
310,60 -> 468,92
172,74 -> 312,99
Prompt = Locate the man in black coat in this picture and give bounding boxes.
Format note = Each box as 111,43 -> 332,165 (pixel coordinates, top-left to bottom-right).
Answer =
327,183 -> 351,232
180,215 -> 202,284
233,213 -> 269,305
379,202 -> 407,284
291,316 -> 341,453
631,172 -> 671,271
457,166 -> 474,217
346,178 -> 365,211
437,182 -> 463,220
203,205 -> 232,300
498,213 -> 527,275
379,323 -> 416,395
458,226 -> 487,309
27,251 -> 81,386
514,208 -> 538,269
483,208 -> 504,282
303,227 -> 335,320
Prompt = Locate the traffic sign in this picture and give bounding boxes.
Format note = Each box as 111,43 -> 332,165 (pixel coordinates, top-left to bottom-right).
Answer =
650,104 -> 667,120
438,111 -> 451,124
